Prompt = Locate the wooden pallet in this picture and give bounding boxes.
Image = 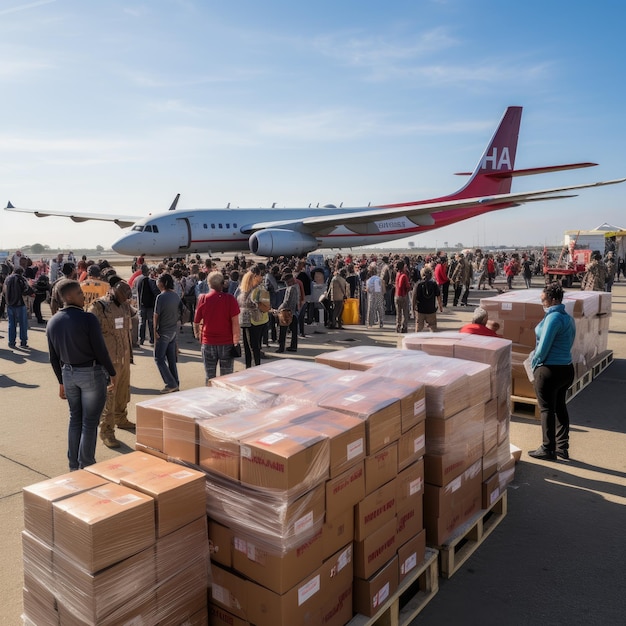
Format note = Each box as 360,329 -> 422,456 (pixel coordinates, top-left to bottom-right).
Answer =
566,369 -> 593,402
511,395 -> 540,419
590,350 -> 613,379
435,491 -> 508,579
347,548 -> 439,626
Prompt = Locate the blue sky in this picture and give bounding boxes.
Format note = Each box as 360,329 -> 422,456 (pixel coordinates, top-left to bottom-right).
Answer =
1,0 -> 624,253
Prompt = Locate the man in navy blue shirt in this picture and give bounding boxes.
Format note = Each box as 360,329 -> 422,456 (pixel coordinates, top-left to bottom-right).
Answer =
47,280 -> 117,470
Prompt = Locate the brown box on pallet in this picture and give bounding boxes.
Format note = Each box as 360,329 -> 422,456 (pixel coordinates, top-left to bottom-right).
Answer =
397,420 -> 425,472
322,507 -> 354,561
86,451 -> 170,484
398,528 -> 426,584
22,531 -> 55,611
22,584 -> 59,626
396,495 -> 424,549
52,483 -> 155,573
155,557 -> 208,625
326,461 -> 365,520
53,545 -> 155,624
292,409 -> 366,478
354,516 -> 398,579
162,410 -> 200,465
482,444 -> 498,481
244,563 -> 322,626
210,562 -> 249,620
364,442 -> 398,495
208,518 -> 233,568
209,603 -> 251,626
484,398 -> 498,453
240,423 -> 329,493
319,545 -> 354,626
353,555 -> 399,618
396,457 -> 424,511
232,526 -> 323,595
23,470 -> 109,546
156,516 -> 208,583
57,593 -> 158,626
120,463 -> 206,538
354,477 -> 397,542
424,459 -> 482,545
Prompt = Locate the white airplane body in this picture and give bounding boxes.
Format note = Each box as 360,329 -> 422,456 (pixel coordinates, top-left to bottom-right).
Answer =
6,106 -> 625,258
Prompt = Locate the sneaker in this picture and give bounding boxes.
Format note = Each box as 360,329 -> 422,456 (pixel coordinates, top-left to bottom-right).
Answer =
556,449 -> 569,460
528,447 -> 556,461
160,386 -> 179,394
116,419 -> 136,430
102,435 -> 121,449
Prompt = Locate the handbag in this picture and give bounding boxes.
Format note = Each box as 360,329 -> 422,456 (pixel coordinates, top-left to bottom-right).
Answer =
278,309 -> 293,327
230,344 -> 242,358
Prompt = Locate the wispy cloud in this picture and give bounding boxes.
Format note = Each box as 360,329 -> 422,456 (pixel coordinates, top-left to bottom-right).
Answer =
0,58 -> 52,78
0,0 -> 56,17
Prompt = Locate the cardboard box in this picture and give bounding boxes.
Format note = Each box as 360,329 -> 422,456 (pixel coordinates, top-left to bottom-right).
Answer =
354,478 -> 397,542
513,374 -> 535,398
319,545 -> 354,626
292,409 -> 366,478
23,470 -> 109,545
232,527 -> 323,594
22,531 -> 56,612
397,420 -> 425,471
424,459 -> 482,545
425,403 -> 485,453
353,555 -> 398,618
322,508 -> 354,562
396,496 -> 424,548
53,545 -> 155,624
120,463 -> 206,537
208,519 -> 233,568
155,557 -> 208,625
354,517 -> 398,579
22,585 -> 59,626
86,451 -> 170,484
483,398 -> 498,453
325,461 -> 365,520
57,594 -> 158,625
244,562 -> 323,626
396,457 -> 424,511
208,603 -> 251,626
198,408 -> 288,480
156,516 -> 208,583
482,444 -> 498,481
364,443 -> 398,495
398,528 -> 426,584
210,562 -> 248,619
240,424 -> 330,493
162,410 -> 200,466
52,483 -> 155,573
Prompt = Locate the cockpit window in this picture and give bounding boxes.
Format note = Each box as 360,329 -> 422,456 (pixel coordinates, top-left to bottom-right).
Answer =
144,225 -> 153,233
132,225 -> 144,232
152,225 -> 158,233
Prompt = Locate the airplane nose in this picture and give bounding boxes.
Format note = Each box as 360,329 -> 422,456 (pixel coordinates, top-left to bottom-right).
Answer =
111,232 -> 138,255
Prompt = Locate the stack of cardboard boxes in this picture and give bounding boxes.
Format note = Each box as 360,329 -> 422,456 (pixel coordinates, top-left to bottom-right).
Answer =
22,451 -> 208,625
479,289 -> 611,400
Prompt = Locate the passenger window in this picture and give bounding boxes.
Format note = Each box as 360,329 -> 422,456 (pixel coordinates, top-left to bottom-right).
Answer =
219,224 -> 223,229
211,223 -> 215,229
226,223 -> 230,229
203,224 -> 207,229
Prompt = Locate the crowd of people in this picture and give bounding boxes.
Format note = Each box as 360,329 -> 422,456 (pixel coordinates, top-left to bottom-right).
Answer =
1,243 -> 621,471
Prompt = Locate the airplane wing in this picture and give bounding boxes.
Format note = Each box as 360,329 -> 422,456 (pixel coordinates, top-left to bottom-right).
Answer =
4,202 -> 141,228
240,177 -> 626,234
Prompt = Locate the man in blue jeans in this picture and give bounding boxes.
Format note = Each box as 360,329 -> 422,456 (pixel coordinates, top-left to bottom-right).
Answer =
3,266 -> 34,348
153,273 -> 181,393
46,280 -> 117,470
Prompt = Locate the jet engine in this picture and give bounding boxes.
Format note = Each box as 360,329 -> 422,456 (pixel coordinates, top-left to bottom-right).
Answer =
249,229 -> 319,257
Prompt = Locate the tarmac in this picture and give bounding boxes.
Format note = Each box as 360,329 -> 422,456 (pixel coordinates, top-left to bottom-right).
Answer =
1,277 -> 624,625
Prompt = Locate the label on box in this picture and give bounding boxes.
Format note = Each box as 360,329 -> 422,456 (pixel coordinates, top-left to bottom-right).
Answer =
401,553 -> 417,575
259,432 -> 287,445
233,537 -> 247,553
409,477 -> 422,496
337,546 -> 352,572
373,582 -> 390,608
337,374 -> 360,384
212,583 -> 228,605
501,302 -> 513,310
294,511 -> 314,535
298,575 -> 320,606
347,438 -> 364,460
344,394 -> 366,403
113,494 -> 143,506
414,434 -> 425,453
53,478 -> 80,491
414,399 -> 425,416
171,470 -> 195,480
240,446 -> 251,459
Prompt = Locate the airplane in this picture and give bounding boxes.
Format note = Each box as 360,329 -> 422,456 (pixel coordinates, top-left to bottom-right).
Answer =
5,106 -> 625,258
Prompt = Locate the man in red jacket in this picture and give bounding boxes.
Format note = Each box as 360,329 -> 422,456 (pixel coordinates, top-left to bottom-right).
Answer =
460,307 -> 500,337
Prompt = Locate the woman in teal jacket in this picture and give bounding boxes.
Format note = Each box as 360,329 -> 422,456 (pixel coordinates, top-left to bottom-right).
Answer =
528,282 -> 576,460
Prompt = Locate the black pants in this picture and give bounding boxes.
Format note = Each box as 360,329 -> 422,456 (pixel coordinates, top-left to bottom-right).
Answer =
278,314 -> 298,351
440,282 -> 449,307
33,293 -> 47,322
243,323 -> 265,367
533,363 -> 575,452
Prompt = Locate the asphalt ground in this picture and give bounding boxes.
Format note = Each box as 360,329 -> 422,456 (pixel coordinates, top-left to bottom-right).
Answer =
1,277 -> 624,625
